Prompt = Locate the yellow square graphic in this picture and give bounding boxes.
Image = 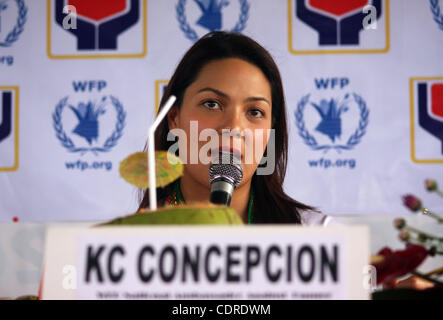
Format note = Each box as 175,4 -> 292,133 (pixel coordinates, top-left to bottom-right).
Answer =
47,0 -> 147,59
410,77 -> 443,164
155,79 -> 169,115
287,0 -> 390,55
0,86 -> 19,172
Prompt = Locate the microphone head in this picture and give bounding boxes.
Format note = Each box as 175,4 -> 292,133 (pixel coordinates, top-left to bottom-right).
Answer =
209,151 -> 243,188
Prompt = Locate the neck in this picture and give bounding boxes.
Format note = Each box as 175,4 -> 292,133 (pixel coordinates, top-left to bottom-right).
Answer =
180,170 -> 251,223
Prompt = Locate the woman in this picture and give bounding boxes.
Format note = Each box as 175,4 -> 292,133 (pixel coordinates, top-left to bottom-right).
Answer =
137,31 -> 434,291
138,31 -> 334,226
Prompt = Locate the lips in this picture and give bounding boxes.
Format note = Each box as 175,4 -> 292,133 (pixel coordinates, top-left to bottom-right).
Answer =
210,146 -> 242,160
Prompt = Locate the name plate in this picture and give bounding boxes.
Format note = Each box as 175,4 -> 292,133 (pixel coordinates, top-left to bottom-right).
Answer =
40,225 -> 370,299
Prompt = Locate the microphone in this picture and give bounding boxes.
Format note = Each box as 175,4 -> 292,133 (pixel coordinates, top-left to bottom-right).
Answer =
209,151 -> 243,206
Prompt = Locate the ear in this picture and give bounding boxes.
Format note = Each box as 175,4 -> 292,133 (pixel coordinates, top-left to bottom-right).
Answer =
167,107 -> 180,130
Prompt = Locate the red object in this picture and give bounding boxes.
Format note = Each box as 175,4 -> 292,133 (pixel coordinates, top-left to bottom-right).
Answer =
431,83 -> 443,119
402,194 -> 422,212
12,216 -> 19,222
309,0 -> 369,17
68,0 -> 127,22
38,268 -> 44,300
374,244 -> 429,285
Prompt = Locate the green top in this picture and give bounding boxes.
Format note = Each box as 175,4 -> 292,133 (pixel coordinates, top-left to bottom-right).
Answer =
164,179 -> 254,224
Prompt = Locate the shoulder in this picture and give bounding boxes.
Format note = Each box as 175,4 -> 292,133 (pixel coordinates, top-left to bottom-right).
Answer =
299,210 -> 341,227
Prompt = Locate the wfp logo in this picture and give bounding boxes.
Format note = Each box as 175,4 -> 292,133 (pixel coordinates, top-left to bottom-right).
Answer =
410,78 -> 443,163
295,78 -> 369,153
430,0 -> 443,30
52,81 -> 126,155
0,0 -> 27,47
289,0 -> 389,54
176,0 -> 249,42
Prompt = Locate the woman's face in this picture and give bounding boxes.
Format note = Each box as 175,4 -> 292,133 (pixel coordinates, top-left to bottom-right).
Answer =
168,58 -> 272,189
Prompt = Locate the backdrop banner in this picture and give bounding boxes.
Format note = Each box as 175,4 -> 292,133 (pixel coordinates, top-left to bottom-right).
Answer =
0,0 -> 442,221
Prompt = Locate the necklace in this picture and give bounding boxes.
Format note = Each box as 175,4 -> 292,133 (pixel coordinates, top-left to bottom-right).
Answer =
247,187 -> 254,224
164,180 -> 254,224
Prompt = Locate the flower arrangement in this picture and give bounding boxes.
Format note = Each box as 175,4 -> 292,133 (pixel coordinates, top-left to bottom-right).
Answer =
372,179 -> 443,293
402,179 -> 443,223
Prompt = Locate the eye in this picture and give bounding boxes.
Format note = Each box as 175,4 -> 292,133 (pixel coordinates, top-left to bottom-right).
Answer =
202,100 -> 221,110
248,108 -> 265,118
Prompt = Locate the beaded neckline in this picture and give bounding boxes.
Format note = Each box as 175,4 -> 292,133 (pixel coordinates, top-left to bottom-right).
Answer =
162,180 -> 254,224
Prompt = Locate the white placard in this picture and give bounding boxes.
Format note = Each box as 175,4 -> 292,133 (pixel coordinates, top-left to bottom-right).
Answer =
41,225 -> 370,300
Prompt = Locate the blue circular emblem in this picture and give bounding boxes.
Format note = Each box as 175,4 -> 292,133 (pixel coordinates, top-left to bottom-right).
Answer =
295,93 -> 369,153
176,0 -> 249,42
0,0 -> 27,47
430,0 -> 443,30
53,96 -> 126,155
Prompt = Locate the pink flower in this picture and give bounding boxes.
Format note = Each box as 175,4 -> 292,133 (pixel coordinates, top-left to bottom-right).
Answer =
425,179 -> 437,191
402,194 -> 422,212
398,231 -> 410,242
393,218 -> 406,230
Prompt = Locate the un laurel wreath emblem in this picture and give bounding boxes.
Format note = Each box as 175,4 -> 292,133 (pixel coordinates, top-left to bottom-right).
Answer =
0,0 -> 27,47
430,0 -> 443,30
52,96 -> 126,155
176,0 -> 249,42
295,93 -> 370,153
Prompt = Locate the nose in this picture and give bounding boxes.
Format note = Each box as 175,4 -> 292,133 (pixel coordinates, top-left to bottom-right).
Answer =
217,105 -> 244,156
218,104 -> 244,135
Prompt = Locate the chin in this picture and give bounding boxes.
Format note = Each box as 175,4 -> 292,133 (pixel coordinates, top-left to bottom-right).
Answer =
184,164 -> 212,188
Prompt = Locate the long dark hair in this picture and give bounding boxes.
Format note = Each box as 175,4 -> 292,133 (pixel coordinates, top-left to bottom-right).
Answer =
139,31 -> 315,223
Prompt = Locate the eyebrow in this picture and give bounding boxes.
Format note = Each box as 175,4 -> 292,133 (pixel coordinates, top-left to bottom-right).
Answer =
197,87 -> 271,107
